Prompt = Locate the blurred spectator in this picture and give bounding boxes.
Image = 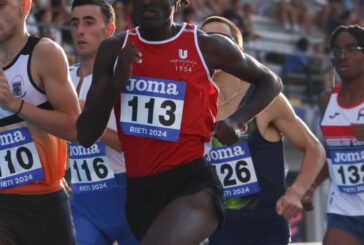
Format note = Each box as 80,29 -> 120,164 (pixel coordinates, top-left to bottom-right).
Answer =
189,0 -> 213,21
281,37 -> 310,76
222,0 -> 244,30
277,0 -> 302,33
241,3 -> 260,43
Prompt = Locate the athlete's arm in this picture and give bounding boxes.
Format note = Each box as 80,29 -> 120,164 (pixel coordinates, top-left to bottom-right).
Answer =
79,100 -> 122,152
100,128 -> 122,152
264,94 -> 325,218
0,38 -> 80,142
314,89 -> 331,186
301,90 -> 331,211
199,32 -> 282,126
77,34 -> 141,147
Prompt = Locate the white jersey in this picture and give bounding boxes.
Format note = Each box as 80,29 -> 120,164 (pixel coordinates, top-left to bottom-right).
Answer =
321,86 -> 364,216
70,64 -> 125,174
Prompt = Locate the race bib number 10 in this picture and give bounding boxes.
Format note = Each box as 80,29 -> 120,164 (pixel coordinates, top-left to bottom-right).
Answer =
120,77 -> 186,142
0,127 -> 44,190
205,142 -> 260,199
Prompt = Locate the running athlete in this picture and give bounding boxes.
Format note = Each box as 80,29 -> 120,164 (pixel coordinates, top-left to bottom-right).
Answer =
302,25 -> 364,245
0,0 -> 80,244
69,1 -> 137,244
201,16 -> 326,245
77,0 -> 282,243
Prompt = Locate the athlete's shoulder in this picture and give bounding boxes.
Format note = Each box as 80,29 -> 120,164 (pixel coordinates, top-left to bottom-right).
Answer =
98,32 -> 127,58
33,37 -> 66,57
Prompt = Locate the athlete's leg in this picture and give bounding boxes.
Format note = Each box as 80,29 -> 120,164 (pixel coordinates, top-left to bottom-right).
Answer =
38,194 -> 77,245
0,221 -> 19,245
73,212 -> 110,245
324,228 -> 362,245
141,190 -> 219,245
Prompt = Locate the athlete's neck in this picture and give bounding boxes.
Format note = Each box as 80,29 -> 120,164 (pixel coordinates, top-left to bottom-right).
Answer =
339,76 -> 364,105
214,71 -> 249,99
139,22 -> 180,41
77,57 -> 94,78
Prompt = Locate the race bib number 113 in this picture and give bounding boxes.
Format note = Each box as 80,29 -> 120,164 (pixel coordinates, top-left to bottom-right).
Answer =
120,77 -> 186,142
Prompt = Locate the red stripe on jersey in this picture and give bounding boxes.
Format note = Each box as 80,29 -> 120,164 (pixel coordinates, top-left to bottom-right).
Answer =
321,125 -> 354,138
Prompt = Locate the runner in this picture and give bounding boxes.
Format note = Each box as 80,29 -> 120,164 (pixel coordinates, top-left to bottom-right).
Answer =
302,24 -> 364,245
201,16 -> 326,245
69,1 -> 137,244
0,0 -> 80,244
77,0 -> 283,243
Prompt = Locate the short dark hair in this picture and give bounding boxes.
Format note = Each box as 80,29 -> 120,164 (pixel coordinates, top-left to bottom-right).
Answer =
201,16 -> 243,48
71,0 -> 115,24
330,24 -> 364,49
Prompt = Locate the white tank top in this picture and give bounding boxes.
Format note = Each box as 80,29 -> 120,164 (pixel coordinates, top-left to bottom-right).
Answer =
69,64 -> 125,174
321,86 -> 364,216
2,36 -> 48,119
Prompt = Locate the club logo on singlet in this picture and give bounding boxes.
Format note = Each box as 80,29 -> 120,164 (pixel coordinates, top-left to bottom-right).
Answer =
10,75 -> 26,98
120,77 -> 186,142
170,48 -> 196,73
178,49 -> 188,60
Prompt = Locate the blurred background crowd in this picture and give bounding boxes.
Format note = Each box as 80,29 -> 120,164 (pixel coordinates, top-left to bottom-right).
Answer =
25,0 -> 364,242
26,0 -> 364,104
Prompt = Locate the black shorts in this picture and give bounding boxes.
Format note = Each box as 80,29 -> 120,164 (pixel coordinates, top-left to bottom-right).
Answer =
125,158 -> 225,240
0,190 -> 76,245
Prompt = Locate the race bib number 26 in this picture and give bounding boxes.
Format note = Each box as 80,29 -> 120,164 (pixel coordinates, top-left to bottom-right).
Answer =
120,77 -> 186,142
205,142 -> 260,199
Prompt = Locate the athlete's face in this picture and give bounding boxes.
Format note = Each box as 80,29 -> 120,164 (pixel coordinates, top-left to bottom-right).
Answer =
70,5 -> 114,59
132,0 -> 175,28
0,0 -> 24,43
331,31 -> 364,82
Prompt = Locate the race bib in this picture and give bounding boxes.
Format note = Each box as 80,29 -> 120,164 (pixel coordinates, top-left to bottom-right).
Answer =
0,127 -> 44,190
69,141 -> 117,193
205,141 -> 260,199
120,77 -> 186,142
329,147 -> 364,194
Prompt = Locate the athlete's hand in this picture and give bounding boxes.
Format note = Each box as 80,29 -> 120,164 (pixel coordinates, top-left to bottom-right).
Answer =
352,123 -> 364,141
0,68 -> 22,113
114,43 -> 141,80
214,119 -> 239,145
276,187 -> 303,219
301,186 -> 315,211
61,178 -> 73,197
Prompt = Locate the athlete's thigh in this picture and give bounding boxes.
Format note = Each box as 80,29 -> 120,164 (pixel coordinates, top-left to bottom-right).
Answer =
141,190 -> 219,245
73,214 -> 110,245
38,196 -> 77,245
0,221 -> 19,245
324,228 -> 363,245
